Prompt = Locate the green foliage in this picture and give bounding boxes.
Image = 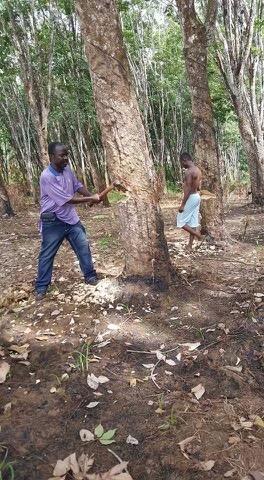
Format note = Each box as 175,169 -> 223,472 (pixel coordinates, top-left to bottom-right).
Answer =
0,447 -> 15,480
0,0 -> 249,190
73,342 -> 94,373
166,180 -> 181,194
158,406 -> 179,432
94,425 -> 117,445
98,234 -> 115,250
108,190 -> 126,204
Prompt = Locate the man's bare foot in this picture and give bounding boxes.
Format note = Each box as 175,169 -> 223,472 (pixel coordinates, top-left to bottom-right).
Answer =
185,245 -> 193,252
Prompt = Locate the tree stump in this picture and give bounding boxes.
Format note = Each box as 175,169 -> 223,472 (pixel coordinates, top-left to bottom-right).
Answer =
200,190 -> 223,239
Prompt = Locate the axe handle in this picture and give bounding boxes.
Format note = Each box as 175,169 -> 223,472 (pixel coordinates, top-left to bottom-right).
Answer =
98,184 -> 115,202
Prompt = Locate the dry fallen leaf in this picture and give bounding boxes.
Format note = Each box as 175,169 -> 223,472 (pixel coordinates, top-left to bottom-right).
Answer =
179,342 -> 201,351
165,359 -> 176,366
218,323 -> 230,334
4,402 -> 12,415
191,383 -> 205,400
18,360 -> 30,366
87,374 -> 109,390
87,461 -> 133,480
87,401 -> 99,409
80,429 -> 95,442
126,435 -> 139,445
155,407 -> 164,415
156,351 -> 166,361
97,376 -> 109,384
228,435 -> 240,445
199,460 -> 215,471
8,343 -> 30,360
252,415 -> 264,429
225,365 -> 243,373
53,458 -> 71,476
178,435 -> 195,459
87,373 -> 99,390
224,469 -> 237,478
243,473 -> 264,480
48,477 -> 65,480
129,378 -> 137,387
52,452 -> 94,479
0,361 -> 10,383
61,373 -> 69,382
142,364 -> 154,369
97,340 -> 111,348
239,418 -> 253,429
78,453 -> 94,475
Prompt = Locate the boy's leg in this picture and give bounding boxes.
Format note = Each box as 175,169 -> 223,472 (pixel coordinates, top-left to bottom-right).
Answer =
182,224 -> 202,240
187,232 -> 195,251
36,220 -> 65,295
66,222 -> 97,282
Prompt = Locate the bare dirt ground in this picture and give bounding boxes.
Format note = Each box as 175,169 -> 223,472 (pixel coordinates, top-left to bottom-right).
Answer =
0,195 -> 264,480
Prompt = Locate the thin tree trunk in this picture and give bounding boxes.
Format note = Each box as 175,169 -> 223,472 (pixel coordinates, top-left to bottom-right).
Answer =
236,109 -> 264,204
0,164 -> 14,217
176,0 -> 224,238
83,128 -> 110,206
76,0 -> 171,287
216,0 -> 264,205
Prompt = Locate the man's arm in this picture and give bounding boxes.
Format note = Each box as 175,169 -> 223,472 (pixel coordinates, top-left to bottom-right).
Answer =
77,186 -> 93,197
67,194 -> 100,205
70,180 -> 126,206
179,171 -> 193,212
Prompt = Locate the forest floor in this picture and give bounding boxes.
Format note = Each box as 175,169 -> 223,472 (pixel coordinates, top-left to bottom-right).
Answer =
0,194 -> 264,480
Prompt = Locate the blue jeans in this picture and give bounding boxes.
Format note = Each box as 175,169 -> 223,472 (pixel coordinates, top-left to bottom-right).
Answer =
36,217 -> 96,294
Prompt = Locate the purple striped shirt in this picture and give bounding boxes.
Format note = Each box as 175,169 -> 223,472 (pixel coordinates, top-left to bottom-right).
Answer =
40,165 -> 83,224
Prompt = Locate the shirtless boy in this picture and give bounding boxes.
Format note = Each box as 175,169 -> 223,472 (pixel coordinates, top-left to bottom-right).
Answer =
177,152 -> 202,251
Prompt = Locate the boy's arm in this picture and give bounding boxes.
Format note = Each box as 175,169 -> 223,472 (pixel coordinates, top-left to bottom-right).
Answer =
179,172 -> 192,212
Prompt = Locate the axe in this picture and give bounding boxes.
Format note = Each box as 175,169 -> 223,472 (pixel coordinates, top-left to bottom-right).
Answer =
90,180 -> 127,206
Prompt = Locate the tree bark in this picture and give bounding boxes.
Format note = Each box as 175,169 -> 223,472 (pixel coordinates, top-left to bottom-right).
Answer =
0,166 -> 14,217
84,128 -> 110,207
76,0 -> 171,287
236,105 -> 264,205
176,0 -> 224,238
24,66 -> 50,168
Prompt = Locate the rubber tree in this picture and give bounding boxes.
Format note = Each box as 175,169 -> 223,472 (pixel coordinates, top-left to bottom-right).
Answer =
175,0 -> 224,238
76,0 -> 171,287
0,154 -> 14,217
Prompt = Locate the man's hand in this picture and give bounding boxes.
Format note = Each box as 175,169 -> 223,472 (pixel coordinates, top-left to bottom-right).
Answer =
88,194 -> 100,204
178,205 -> 185,213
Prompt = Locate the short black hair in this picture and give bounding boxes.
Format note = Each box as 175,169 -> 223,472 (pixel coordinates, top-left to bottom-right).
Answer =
48,142 -> 64,156
180,152 -> 192,163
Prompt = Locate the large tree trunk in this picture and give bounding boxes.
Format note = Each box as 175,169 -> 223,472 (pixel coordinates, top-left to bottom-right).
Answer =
76,0 -> 171,287
176,0 -> 224,239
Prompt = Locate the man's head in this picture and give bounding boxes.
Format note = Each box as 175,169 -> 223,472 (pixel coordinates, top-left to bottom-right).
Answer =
180,152 -> 193,169
48,142 -> 68,172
